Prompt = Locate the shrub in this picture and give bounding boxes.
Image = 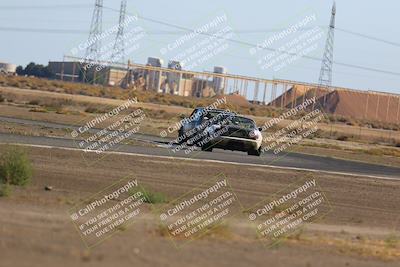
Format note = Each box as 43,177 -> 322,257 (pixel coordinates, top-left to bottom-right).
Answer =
0,183 -> 11,197
385,234 -> 399,249
129,187 -> 167,204
28,99 -> 40,105
29,107 -> 48,113
85,106 -> 108,114
337,135 -> 349,141
305,129 -> 324,139
346,120 -> 357,126
0,146 -> 32,186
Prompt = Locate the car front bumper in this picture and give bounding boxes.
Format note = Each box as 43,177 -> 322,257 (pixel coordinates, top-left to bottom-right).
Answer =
206,136 -> 261,152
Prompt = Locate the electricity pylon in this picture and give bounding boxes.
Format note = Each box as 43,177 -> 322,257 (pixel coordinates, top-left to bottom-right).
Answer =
112,0 -> 127,63
316,2 -> 336,109
85,0 -> 103,61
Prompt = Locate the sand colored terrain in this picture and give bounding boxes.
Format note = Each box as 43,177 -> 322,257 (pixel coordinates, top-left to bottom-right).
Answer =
271,85 -> 400,124
269,85 -> 331,108
2,86 -> 399,143
215,93 -> 250,107
0,145 -> 399,267
322,90 -> 400,124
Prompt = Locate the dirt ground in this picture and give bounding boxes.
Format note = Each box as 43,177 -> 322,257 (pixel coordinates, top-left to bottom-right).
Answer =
1,86 -> 399,142
0,145 -> 399,267
1,91 -> 400,168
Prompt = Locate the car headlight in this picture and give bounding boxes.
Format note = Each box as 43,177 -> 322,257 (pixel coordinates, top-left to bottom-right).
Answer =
249,129 -> 261,140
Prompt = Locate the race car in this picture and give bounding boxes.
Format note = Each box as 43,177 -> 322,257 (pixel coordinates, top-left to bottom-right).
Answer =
200,115 -> 263,156
178,108 -> 263,156
177,108 -> 235,146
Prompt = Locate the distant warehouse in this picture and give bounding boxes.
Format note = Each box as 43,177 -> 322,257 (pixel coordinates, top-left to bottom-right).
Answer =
0,61 -> 17,75
48,58 -> 227,98
48,61 -> 129,87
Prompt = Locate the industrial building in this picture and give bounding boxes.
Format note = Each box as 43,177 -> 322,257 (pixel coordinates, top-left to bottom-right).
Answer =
49,56 -> 227,97
145,57 -> 163,92
48,61 -> 82,82
48,61 -> 128,87
0,61 -> 17,74
212,66 -> 227,95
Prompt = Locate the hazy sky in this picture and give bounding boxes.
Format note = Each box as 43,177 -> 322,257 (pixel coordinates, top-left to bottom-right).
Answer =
0,0 -> 399,94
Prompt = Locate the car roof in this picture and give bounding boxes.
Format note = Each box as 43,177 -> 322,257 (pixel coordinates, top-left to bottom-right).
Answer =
196,108 -> 253,120
197,108 -> 229,112
233,115 -> 255,122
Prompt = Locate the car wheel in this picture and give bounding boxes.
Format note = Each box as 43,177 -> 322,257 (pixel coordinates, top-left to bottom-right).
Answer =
178,129 -> 188,145
248,148 -> 261,156
177,135 -> 186,145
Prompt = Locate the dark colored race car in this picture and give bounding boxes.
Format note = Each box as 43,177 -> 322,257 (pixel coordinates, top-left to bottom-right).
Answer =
178,108 -> 263,156
177,108 -> 232,144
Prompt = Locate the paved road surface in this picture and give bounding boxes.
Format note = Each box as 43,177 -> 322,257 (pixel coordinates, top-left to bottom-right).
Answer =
1,132 -> 399,179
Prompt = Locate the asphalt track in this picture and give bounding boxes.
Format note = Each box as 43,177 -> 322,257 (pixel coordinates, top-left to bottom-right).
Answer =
0,126 -> 399,179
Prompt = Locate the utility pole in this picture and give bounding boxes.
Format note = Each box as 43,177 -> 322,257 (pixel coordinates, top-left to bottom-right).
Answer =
112,0 -> 127,63
85,0 -> 103,62
315,2 -> 336,110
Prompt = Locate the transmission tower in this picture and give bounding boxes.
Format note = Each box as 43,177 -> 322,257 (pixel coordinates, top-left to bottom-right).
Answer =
112,0 -> 127,63
85,0 -> 103,61
318,2 -> 336,106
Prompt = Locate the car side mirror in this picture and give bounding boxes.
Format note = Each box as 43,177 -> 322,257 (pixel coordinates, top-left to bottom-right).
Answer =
258,127 -> 263,131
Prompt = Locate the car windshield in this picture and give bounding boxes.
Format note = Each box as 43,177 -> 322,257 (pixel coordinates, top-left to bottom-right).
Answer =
189,109 -> 203,122
205,110 -> 235,125
190,109 -> 227,122
206,111 -> 225,119
227,116 -> 255,129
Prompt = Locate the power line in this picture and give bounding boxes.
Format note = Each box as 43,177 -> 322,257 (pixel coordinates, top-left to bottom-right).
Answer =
102,5 -> 400,77
0,24 -> 399,43
336,27 -> 400,48
1,25 -> 398,77
129,32 -> 395,80
1,3 -> 399,47
1,4 -> 399,77
0,4 -> 92,9
0,27 -> 318,35
0,26 -> 87,34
